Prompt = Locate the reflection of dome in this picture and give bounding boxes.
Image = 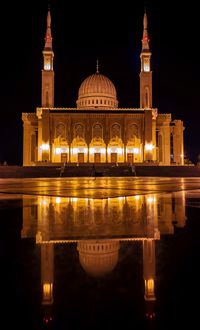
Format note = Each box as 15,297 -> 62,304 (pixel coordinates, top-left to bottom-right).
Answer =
76,73 -> 118,109
77,240 -> 120,277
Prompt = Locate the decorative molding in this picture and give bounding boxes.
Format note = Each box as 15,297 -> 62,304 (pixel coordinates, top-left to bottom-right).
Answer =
22,113 -> 38,123
36,107 -> 158,111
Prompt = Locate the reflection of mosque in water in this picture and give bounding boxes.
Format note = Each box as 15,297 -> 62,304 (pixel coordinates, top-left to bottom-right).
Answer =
21,192 -> 186,320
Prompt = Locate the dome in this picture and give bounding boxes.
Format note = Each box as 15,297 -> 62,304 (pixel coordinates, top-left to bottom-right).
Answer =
76,73 -> 118,109
77,240 -> 120,277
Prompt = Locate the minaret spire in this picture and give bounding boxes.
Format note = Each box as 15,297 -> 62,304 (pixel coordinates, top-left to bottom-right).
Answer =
41,6 -> 55,108
139,10 -> 152,108
44,7 -> 52,50
142,12 -> 150,51
96,59 -> 99,73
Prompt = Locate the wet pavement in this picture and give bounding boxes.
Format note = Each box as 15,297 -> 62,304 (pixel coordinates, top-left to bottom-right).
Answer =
1,178 -> 200,329
0,177 -> 200,198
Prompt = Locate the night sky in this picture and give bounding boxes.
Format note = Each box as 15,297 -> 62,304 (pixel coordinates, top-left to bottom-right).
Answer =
0,0 -> 198,165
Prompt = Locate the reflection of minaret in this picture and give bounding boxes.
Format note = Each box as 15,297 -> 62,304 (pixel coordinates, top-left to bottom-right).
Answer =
145,195 -> 159,238
41,244 -> 54,305
143,239 -> 156,320
173,191 -> 187,227
77,240 -> 120,277
40,243 -> 54,325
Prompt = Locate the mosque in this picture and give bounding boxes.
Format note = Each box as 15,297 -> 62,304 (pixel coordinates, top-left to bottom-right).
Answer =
22,8 -> 184,166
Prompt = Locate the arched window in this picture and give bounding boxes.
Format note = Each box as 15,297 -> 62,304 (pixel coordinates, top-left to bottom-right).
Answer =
74,123 -> 84,138
111,124 -> 121,138
129,124 -> 138,139
92,123 -> 103,139
56,123 -> 65,138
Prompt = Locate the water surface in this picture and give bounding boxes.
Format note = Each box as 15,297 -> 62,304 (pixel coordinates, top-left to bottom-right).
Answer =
0,178 -> 200,329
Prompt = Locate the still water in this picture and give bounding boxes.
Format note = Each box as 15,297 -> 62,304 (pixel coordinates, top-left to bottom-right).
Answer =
0,184 -> 200,329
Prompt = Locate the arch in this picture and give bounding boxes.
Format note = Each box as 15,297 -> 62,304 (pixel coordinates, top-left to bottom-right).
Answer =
89,124 -> 106,163
111,123 -> 121,139
126,124 -> 142,163
55,123 -> 65,139
92,123 -> 103,139
128,124 -> 138,139
74,123 -> 85,139
53,124 -> 69,163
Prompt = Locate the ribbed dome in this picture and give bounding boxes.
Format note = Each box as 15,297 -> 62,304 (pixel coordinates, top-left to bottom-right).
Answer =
77,240 -> 120,277
76,73 -> 118,109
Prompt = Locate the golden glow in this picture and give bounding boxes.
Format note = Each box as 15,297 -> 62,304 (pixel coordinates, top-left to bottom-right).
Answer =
43,283 -> 53,299
73,147 -> 87,154
126,147 -> 140,154
145,143 -> 154,151
44,62 -> 51,70
133,148 -> 139,154
73,148 -> 78,154
54,147 -> 69,155
107,147 -> 123,155
41,143 -> 50,151
89,147 -> 105,154
55,197 -> 61,204
145,279 -> 154,293
147,196 -> 156,204
144,278 -> 155,301
143,58 -> 150,72
40,198 -> 48,206
36,231 -> 42,243
117,147 -> 123,155
55,147 -> 61,154
100,148 -> 106,154
135,195 -> 140,200
71,197 -> 78,202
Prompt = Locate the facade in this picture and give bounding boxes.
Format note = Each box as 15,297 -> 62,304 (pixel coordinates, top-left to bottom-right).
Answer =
22,9 -> 184,166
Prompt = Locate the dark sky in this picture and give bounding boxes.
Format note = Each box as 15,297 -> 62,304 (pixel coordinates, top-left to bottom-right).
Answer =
0,0 -> 198,165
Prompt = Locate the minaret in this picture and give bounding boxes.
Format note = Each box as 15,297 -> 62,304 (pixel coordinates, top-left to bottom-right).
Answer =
140,11 -> 152,108
143,239 -> 156,320
42,7 -> 54,108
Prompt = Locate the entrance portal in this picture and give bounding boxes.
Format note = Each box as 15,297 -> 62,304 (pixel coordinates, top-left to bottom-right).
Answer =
127,153 -> 133,164
78,153 -> 84,163
94,153 -> 101,163
61,153 -> 68,163
111,153 -> 117,163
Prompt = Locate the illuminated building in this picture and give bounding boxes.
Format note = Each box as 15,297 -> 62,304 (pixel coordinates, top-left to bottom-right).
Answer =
22,9 -> 184,166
